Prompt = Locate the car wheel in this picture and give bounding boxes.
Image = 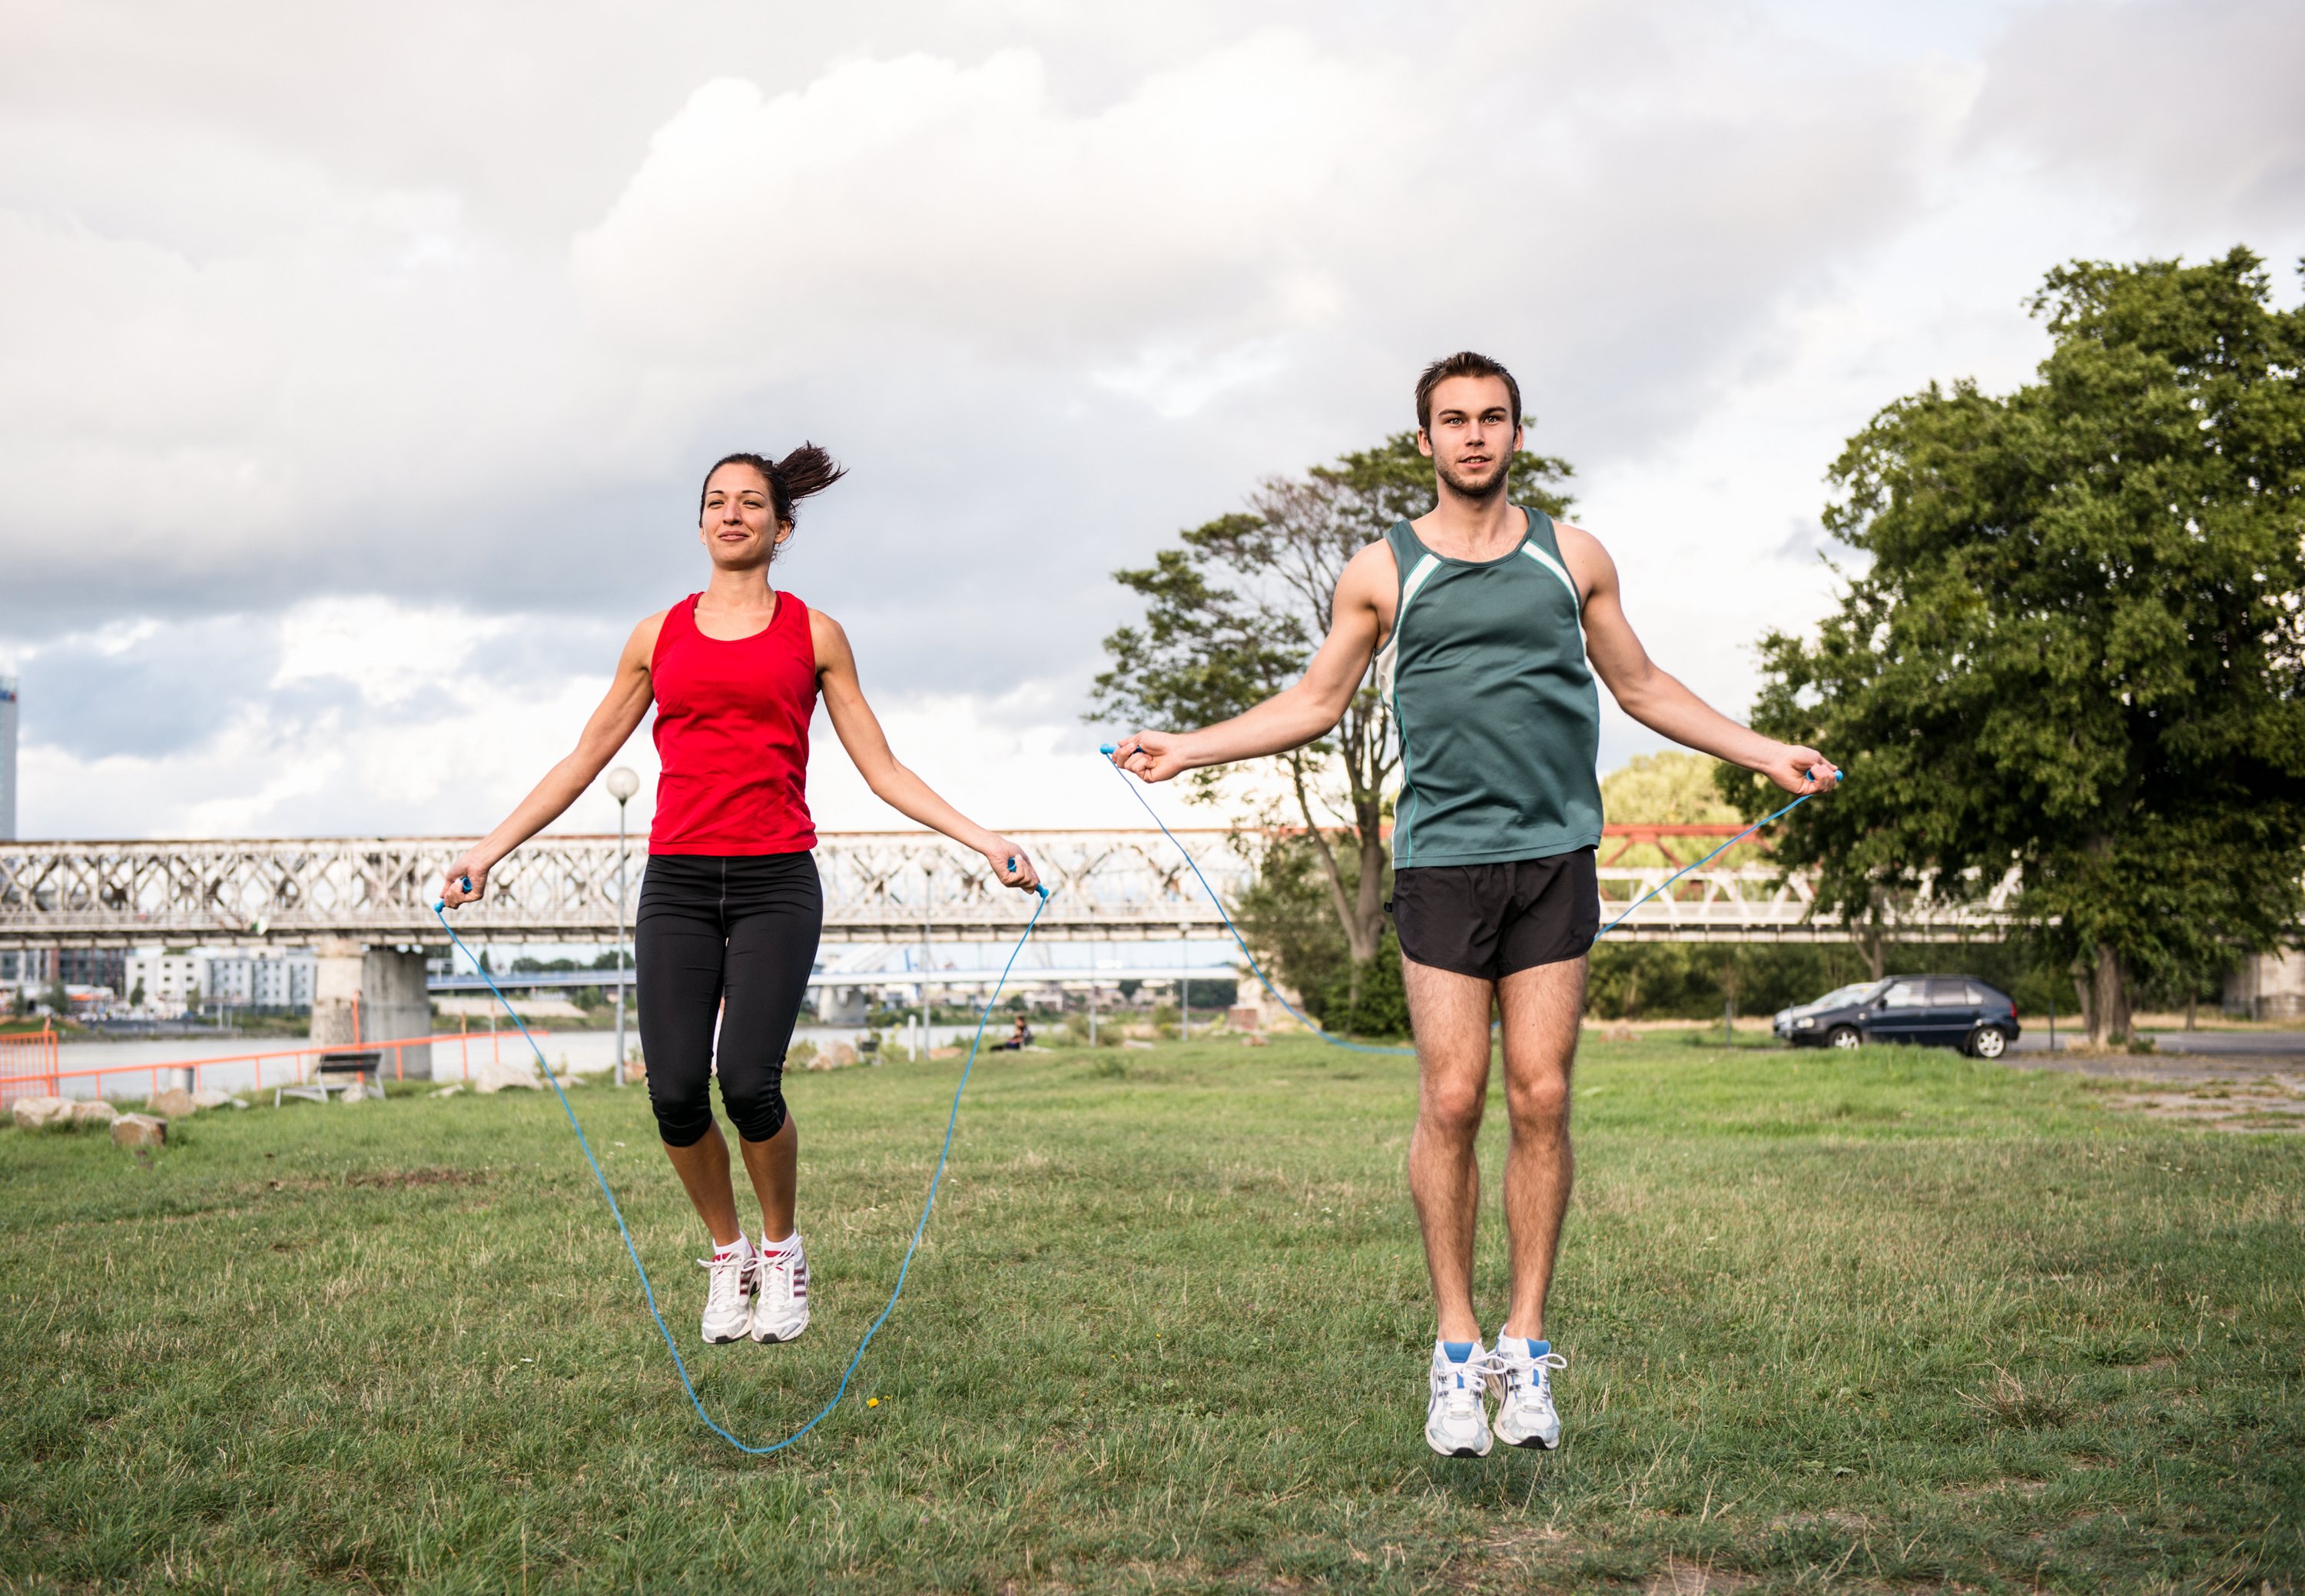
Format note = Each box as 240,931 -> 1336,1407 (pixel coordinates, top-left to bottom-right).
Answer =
1828,1025 -> 1862,1050
1969,1025 -> 2008,1060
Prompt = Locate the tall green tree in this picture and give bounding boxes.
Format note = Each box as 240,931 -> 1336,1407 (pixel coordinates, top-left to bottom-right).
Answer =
1092,432 -> 1572,1004
1733,249 -> 2305,1045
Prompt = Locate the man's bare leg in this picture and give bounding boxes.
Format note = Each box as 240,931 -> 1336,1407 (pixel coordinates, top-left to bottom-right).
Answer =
1404,957 -> 1502,1343
1494,956 -> 1585,1342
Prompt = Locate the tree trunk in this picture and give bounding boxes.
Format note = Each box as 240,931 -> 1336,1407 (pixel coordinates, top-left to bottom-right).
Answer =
1352,801 -> 1388,963
1859,924 -> 1885,982
2086,943 -> 2131,1049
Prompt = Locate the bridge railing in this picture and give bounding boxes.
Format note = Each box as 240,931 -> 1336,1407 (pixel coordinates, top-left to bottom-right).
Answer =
0,831 -> 1259,944
0,828 -> 2020,944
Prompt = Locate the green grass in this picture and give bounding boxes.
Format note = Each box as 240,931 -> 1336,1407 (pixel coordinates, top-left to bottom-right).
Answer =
3,1037 -> 2300,1594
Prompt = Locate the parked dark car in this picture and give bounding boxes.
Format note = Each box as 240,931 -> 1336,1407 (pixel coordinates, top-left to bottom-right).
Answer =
1773,976 -> 2021,1058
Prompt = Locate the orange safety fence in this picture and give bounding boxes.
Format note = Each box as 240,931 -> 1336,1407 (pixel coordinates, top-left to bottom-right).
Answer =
0,1023 -> 61,1105
1,1028 -> 540,1107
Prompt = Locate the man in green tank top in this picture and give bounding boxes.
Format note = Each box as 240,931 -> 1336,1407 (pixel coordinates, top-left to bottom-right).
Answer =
1112,351 -> 1837,1459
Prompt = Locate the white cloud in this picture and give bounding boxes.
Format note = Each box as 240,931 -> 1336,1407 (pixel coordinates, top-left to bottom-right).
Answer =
3,1 -> 2300,844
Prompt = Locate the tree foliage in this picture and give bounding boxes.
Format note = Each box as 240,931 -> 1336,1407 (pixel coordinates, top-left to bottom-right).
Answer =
1733,249 -> 2305,1044
1092,431 -> 1572,1003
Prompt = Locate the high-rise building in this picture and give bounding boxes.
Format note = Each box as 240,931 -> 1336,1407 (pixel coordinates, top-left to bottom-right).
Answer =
0,673 -> 15,840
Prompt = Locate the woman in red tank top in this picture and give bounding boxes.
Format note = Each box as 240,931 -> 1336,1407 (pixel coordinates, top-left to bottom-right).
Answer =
439,447 -> 1040,1347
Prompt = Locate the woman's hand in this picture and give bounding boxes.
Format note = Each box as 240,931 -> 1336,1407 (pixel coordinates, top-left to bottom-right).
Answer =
439,854 -> 491,909
983,842 -> 1041,893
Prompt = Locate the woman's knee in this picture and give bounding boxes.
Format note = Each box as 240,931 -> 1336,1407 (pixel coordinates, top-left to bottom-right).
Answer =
718,1073 -> 789,1144
648,1083 -> 715,1148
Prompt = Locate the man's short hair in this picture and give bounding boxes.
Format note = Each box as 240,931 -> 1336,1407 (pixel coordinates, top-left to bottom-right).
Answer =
1415,351 -> 1522,433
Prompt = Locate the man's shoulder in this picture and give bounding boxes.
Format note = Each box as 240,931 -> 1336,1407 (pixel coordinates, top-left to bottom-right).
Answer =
1340,537 -> 1401,599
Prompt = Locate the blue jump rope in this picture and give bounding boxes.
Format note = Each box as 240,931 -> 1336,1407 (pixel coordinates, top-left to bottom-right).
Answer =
439,753 -> 1832,1454
433,866 -> 1050,1455
1097,742 -> 1837,1055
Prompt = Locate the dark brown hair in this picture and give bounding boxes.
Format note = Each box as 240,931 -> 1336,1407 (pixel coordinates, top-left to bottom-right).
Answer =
1414,351 -> 1522,433
698,445 -> 847,529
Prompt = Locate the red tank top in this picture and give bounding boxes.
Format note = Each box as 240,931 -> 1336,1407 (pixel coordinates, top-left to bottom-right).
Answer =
647,591 -> 819,854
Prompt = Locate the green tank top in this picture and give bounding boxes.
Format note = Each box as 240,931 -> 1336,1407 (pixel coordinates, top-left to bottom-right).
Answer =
1376,509 -> 1604,868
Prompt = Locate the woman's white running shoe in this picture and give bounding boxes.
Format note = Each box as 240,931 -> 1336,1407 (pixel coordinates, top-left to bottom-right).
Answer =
1425,1342 -> 1494,1458
1487,1337 -> 1567,1450
749,1233 -> 811,1343
698,1246 -> 755,1345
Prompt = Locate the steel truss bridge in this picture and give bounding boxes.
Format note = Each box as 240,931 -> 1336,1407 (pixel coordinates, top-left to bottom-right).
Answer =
0,828 -> 2016,949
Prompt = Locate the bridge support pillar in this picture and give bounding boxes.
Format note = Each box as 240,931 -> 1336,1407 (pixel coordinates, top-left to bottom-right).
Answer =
310,941 -> 434,1079
2227,951 -> 2305,1021
821,986 -> 868,1026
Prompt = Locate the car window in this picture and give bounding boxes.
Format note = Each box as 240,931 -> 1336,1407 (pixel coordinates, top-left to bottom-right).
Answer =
1926,978 -> 1974,1006
1963,982 -> 1992,1007
1882,980 -> 1927,1007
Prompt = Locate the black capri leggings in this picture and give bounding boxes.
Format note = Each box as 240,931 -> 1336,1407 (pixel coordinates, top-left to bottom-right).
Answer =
635,852 -> 821,1148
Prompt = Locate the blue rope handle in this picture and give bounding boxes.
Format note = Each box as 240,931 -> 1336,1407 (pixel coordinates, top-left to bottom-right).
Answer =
433,868 -> 1052,1455
1099,745 -> 1839,1053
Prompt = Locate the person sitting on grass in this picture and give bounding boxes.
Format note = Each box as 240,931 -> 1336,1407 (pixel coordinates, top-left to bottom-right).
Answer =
991,1014 -> 1033,1052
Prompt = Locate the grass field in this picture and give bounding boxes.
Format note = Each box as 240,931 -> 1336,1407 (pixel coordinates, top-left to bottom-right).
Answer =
4,1033 -> 2300,1594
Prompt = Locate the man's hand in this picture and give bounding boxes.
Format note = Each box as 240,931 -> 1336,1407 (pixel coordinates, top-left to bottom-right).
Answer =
439,856 -> 490,908
1759,745 -> 1840,795
1109,730 -> 1194,784
984,842 -> 1041,892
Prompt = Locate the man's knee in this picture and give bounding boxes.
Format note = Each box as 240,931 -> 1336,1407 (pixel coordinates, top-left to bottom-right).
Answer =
1505,1070 -> 1571,1131
1418,1077 -> 1487,1142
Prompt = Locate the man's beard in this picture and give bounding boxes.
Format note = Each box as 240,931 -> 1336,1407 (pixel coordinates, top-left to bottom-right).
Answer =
1434,454 -> 1510,503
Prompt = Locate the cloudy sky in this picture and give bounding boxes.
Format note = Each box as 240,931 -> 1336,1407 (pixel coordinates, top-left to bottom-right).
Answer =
3,0 -> 2299,843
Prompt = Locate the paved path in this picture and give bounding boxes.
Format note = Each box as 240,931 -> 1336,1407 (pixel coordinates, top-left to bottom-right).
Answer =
2009,1027 -> 2305,1082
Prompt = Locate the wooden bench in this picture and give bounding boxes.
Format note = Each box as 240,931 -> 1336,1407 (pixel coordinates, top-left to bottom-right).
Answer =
275,1050 -> 385,1107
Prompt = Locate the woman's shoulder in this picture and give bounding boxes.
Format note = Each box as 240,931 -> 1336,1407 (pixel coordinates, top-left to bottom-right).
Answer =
625,599 -> 691,665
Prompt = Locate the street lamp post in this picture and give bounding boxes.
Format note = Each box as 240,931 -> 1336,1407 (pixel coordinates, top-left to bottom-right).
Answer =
916,863 -> 932,1060
605,766 -> 640,1087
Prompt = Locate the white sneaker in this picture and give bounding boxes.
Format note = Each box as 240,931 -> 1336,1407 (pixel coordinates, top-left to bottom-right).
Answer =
1425,1341 -> 1493,1458
1488,1336 -> 1568,1449
749,1233 -> 811,1343
698,1243 -> 755,1345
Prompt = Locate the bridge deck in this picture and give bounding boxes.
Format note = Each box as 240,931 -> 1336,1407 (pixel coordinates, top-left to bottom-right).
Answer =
0,830 -> 2013,947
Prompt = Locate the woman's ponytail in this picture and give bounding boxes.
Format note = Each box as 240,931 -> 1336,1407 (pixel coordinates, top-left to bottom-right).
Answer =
698,443 -> 848,543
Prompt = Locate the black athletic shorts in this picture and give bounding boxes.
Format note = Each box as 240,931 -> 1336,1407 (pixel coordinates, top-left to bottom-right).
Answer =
1388,848 -> 1599,982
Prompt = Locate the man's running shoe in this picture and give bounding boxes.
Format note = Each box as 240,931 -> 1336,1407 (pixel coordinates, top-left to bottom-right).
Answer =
1426,1340 -> 1493,1458
750,1232 -> 811,1343
1487,1336 -> 1568,1450
698,1243 -> 755,1345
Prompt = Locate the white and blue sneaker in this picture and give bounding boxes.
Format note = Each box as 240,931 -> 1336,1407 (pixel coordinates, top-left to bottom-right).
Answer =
1487,1335 -> 1567,1449
1426,1340 -> 1493,1458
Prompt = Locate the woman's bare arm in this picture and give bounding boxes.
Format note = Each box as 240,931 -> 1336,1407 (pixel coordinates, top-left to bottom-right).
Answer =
812,610 -> 1042,891
439,614 -> 664,906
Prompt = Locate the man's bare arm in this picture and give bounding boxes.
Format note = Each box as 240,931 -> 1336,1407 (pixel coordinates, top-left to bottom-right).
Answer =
1113,541 -> 1395,783
1558,523 -> 1839,796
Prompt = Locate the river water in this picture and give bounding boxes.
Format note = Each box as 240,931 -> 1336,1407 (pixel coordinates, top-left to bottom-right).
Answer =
45,1021 -> 1030,1100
